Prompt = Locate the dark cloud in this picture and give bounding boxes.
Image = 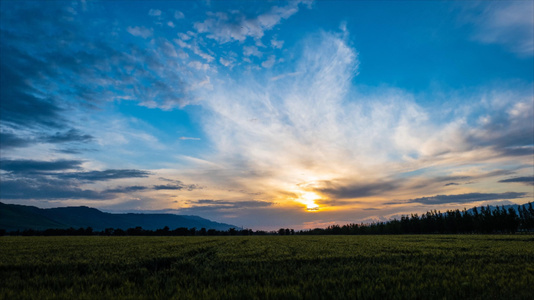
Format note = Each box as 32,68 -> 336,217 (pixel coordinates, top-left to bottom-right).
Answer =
58,169 -> 151,182
498,176 -> 534,186
317,180 -> 401,199
153,184 -> 185,190
436,176 -> 471,182
0,159 -> 83,173
187,199 -> 273,210
0,132 -> 32,149
105,186 -> 149,193
0,129 -> 93,151
54,148 -> 97,154
465,99 -> 534,157
0,178 -> 111,200
41,129 -> 94,144
500,146 -> 534,157
388,192 -> 526,205
481,169 -> 516,177
444,182 -> 459,186
0,59 -> 65,128
0,158 -> 152,200
153,179 -> 202,191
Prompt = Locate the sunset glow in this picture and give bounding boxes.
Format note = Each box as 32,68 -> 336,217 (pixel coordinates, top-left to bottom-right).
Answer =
297,192 -> 321,212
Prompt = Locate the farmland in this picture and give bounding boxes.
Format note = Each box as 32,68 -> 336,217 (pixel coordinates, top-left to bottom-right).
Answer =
1,235 -> 533,299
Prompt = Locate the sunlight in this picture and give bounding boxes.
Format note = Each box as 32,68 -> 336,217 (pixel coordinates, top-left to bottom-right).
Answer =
298,191 -> 321,212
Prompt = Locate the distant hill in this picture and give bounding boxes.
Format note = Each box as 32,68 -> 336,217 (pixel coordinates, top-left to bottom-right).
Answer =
0,202 -> 236,231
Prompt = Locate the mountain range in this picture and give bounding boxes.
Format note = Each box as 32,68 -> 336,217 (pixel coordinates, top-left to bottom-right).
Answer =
0,202 -> 236,231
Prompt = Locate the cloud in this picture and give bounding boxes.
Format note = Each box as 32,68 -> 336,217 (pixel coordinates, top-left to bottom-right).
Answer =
54,148 -> 96,155
188,61 -> 210,70
0,58 -> 65,129
0,178 -> 112,200
0,159 -> 83,173
153,182 -> 202,191
219,57 -> 234,67
58,169 -> 151,182
463,95 -> 534,156
174,10 -> 184,20
105,185 -> 149,193
195,31 -> 368,198
243,45 -> 262,57
270,71 -> 301,81
41,129 -> 94,144
189,27 -> 533,215
148,9 -> 161,17
186,199 -> 273,210
466,1 -> 534,56
261,55 -> 276,68
317,180 -> 401,199
177,32 -> 191,41
271,36 -> 284,49
179,136 -> 201,140
0,158 -> 152,200
0,132 -> 33,149
1,1 -> 531,225
498,176 -> 534,186
390,192 -> 527,205
1,2 -> 196,116
127,26 -> 153,38
194,1 -> 305,43
0,128 -> 93,150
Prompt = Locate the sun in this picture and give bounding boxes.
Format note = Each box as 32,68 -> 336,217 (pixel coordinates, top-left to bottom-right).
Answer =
298,191 -> 321,211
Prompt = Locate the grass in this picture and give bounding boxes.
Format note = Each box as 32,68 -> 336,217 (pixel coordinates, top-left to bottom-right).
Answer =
1,235 -> 533,299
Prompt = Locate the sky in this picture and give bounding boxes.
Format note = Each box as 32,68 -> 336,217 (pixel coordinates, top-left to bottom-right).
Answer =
1,0 -> 533,230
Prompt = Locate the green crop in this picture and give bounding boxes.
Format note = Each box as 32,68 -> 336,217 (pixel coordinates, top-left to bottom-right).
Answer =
0,235 -> 532,299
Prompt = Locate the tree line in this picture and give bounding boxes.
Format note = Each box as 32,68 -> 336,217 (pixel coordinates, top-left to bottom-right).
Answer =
299,203 -> 534,235
2,203 -> 533,236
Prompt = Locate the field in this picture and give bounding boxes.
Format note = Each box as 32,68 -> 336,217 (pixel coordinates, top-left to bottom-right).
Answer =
1,235 -> 533,299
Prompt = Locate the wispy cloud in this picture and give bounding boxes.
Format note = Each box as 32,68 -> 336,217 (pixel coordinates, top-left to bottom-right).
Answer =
465,1 -> 534,56
194,2 -> 306,43
190,29 -> 533,212
127,26 -> 153,39
181,199 -> 274,213
174,10 -> 184,20
148,9 -> 161,17
179,137 -> 201,141
41,129 -> 94,144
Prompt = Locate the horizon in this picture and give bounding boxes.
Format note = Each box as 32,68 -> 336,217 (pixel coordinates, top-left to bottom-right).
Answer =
1,0 -> 533,230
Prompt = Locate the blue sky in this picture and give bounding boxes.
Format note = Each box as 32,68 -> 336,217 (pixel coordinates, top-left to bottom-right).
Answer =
1,0 -> 533,229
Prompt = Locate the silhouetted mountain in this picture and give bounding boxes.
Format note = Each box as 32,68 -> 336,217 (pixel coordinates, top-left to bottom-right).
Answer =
0,202 -> 235,231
